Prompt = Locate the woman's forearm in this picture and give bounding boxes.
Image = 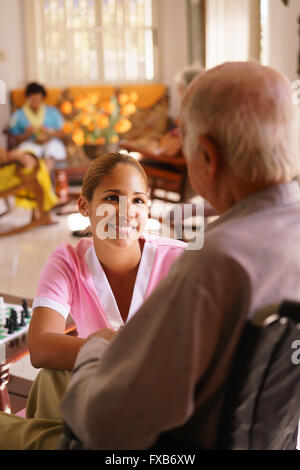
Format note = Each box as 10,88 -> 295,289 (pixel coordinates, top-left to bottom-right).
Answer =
28,333 -> 86,370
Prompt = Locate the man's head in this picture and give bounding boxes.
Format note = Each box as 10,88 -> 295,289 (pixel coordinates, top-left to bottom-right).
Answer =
180,61 -> 300,212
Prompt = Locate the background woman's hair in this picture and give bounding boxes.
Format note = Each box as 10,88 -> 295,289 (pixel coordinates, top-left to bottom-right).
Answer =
82,152 -> 148,201
25,82 -> 47,98
174,63 -> 204,89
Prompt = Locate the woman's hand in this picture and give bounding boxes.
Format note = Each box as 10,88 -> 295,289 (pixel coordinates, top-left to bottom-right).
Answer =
36,126 -> 51,144
9,150 -> 36,169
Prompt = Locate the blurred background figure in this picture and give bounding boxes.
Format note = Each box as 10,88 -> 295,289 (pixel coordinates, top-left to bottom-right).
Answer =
174,63 -> 205,114
0,147 -> 58,225
156,63 -> 205,156
9,82 -> 66,170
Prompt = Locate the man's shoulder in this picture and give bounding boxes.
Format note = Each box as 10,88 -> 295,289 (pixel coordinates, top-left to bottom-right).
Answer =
176,219 -> 252,280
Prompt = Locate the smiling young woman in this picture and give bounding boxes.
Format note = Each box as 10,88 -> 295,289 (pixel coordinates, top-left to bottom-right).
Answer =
27,152 -> 187,371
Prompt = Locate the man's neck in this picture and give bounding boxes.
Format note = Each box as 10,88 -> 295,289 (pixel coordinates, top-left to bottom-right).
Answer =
211,176 -> 288,214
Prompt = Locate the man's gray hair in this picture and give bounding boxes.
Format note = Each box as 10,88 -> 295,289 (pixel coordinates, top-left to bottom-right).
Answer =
183,62 -> 300,183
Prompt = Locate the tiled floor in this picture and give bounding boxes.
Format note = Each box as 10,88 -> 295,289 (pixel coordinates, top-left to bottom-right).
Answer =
0,192 -> 205,381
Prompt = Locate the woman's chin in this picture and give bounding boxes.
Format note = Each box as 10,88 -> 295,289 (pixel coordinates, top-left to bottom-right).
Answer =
102,230 -> 141,247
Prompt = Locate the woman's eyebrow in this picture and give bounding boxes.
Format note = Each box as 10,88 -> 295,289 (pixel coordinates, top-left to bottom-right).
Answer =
103,189 -> 121,194
103,189 -> 147,196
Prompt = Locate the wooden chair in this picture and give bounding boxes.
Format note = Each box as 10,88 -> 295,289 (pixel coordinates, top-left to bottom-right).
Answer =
0,155 -> 47,237
2,126 -> 18,151
216,301 -> 300,450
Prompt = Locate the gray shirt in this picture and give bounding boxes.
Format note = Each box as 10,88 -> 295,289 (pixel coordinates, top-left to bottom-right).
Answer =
59,181 -> 300,449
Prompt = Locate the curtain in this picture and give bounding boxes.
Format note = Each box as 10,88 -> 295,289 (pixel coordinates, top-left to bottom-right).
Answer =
205,0 -> 260,70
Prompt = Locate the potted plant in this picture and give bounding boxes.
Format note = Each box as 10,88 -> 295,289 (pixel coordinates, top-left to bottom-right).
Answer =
60,90 -> 138,159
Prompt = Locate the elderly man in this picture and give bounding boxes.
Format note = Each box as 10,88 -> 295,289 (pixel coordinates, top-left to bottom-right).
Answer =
0,61 -> 300,450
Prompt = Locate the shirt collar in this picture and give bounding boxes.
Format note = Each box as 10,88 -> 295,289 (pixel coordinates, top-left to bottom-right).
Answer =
207,181 -> 300,230
85,240 -> 157,329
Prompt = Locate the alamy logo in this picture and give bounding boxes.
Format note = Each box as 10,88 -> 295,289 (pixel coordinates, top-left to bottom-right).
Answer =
291,80 -> 300,105
291,340 -> 300,365
0,80 -> 5,104
94,200 -> 204,250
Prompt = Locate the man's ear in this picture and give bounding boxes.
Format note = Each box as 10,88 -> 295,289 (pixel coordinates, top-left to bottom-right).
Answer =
78,195 -> 89,217
198,135 -> 220,181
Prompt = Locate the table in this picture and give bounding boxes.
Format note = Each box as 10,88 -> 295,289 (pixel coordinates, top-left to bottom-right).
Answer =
0,293 -> 76,413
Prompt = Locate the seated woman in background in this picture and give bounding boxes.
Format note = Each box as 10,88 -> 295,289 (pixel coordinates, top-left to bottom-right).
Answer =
9,82 -> 66,167
28,152 -> 187,371
0,147 -> 58,224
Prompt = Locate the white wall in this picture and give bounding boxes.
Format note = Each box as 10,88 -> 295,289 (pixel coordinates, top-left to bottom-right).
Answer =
267,0 -> 300,81
0,0 -> 27,145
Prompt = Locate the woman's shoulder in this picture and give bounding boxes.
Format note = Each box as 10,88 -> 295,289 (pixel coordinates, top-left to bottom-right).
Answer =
49,238 -> 94,262
142,234 -> 187,251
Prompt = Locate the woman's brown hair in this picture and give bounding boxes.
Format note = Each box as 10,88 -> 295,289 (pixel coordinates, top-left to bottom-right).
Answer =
82,152 -> 148,201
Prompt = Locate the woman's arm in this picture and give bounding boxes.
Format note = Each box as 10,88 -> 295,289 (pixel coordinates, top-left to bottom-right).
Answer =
27,307 -> 86,370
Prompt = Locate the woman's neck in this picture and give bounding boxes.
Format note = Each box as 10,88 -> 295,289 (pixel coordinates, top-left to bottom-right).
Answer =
94,239 -> 143,276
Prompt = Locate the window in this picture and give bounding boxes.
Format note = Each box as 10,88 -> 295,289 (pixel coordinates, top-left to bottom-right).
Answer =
26,0 -> 158,85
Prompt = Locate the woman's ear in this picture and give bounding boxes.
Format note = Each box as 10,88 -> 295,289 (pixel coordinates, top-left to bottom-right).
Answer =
198,135 -> 220,181
78,195 -> 89,217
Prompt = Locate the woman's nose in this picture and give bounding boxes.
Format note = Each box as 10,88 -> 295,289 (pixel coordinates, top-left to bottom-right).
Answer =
116,197 -> 136,219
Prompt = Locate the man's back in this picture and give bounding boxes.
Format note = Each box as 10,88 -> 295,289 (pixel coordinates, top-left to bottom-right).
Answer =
203,180 -> 300,318
59,181 -> 300,450
161,181 -> 300,448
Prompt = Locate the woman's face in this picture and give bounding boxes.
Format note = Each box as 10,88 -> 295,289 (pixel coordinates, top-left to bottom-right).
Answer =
79,163 -> 149,248
26,93 -> 44,111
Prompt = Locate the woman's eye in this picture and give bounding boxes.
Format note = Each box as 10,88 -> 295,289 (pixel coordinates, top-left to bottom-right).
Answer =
134,198 -> 146,204
104,195 -> 119,202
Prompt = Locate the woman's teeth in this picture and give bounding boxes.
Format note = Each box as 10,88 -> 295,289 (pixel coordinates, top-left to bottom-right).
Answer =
108,224 -> 137,233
